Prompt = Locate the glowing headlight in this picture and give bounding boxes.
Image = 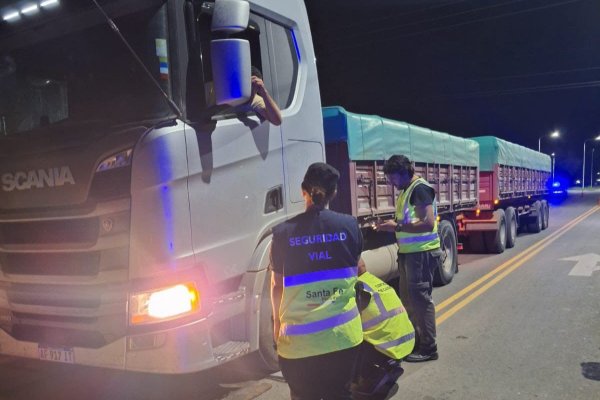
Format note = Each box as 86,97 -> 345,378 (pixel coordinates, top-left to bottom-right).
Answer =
96,149 -> 133,172
552,182 -> 560,188
130,283 -> 200,325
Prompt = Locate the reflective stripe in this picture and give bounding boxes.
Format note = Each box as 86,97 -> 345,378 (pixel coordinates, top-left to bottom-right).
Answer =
362,307 -> 404,330
397,233 -> 439,244
283,266 -> 358,287
360,281 -> 405,330
378,332 -> 416,350
281,308 -> 360,336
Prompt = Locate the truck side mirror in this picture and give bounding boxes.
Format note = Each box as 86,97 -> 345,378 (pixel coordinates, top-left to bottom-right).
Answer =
210,39 -> 251,106
210,0 -> 251,106
211,0 -> 249,34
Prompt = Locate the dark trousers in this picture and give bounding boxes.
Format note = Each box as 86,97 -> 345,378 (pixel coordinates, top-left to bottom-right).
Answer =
397,249 -> 441,354
279,345 -> 360,400
356,341 -> 400,380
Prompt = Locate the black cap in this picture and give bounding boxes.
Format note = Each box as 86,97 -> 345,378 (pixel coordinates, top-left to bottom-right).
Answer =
302,162 -> 340,192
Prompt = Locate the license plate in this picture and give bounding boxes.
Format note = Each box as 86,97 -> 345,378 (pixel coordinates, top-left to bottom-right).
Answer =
38,345 -> 75,364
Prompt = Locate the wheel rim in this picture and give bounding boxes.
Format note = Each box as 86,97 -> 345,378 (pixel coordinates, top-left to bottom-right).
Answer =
499,220 -> 506,246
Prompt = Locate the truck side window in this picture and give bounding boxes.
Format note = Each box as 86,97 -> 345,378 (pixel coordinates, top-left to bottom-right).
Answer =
267,21 -> 298,110
194,5 -> 273,121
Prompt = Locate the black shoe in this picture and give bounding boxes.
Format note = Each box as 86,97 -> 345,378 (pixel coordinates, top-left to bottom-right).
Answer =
404,351 -> 439,363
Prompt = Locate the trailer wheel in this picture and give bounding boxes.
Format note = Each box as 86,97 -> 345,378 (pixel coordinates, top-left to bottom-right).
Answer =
434,220 -> 457,286
257,276 -> 279,373
541,200 -> 549,230
484,209 -> 506,254
505,207 -> 517,248
527,201 -> 542,233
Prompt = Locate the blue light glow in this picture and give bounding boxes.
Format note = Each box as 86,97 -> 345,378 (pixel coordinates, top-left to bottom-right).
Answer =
291,29 -> 301,63
552,182 -> 561,187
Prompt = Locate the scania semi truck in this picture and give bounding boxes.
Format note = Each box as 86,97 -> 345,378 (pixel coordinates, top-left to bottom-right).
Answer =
0,0 -> 550,374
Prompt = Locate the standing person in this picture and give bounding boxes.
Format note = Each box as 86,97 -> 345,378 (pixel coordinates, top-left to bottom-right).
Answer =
270,162 -> 364,399
376,155 -> 442,362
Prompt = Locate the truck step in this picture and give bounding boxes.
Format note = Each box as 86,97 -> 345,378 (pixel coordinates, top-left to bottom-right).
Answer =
213,341 -> 250,363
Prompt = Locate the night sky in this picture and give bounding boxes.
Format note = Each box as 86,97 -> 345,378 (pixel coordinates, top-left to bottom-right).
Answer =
304,0 -> 600,183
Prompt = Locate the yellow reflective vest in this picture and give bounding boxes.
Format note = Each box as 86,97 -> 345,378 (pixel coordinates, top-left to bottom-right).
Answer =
395,177 -> 441,253
277,266 -> 363,359
358,272 -> 415,359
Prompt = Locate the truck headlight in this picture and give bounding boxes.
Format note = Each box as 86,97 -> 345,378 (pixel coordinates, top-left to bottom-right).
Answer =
129,283 -> 200,325
96,149 -> 133,173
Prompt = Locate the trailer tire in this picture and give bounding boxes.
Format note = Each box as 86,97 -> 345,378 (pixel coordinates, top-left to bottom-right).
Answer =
257,276 -> 279,373
527,201 -> 542,233
484,209 -> 506,254
505,207 -> 517,248
433,220 -> 457,286
541,200 -> 549,230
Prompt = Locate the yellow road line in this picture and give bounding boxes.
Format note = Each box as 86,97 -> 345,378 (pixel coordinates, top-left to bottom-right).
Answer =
436,205 -> 600,324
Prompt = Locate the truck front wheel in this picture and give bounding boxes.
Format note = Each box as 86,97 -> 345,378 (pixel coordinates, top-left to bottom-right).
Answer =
257,275 -> 279,373
434,220 -> 457,286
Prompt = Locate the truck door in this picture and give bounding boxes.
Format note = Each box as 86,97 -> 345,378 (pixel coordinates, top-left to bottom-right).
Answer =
184,7 -> 289,284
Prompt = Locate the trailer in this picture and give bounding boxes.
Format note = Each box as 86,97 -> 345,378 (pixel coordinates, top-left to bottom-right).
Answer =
322,106 -> 480,285
460,136 -> 551,253
321,107 -> 552,284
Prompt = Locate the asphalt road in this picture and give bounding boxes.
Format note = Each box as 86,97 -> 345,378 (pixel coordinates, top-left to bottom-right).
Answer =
0,190 -> 598,400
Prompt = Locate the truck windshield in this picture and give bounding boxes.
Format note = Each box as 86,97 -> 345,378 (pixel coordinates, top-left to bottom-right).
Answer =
0,0 -> 171,136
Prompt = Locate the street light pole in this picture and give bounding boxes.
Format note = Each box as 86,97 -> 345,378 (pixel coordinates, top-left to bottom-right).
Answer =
582,141 -> 586,194
591,148 -> 595,189
551,153 -> 555,183
582,135 -> 600,195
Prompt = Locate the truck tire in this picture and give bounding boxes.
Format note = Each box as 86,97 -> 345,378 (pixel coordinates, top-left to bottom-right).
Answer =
527,201 -> 542,233
505,207 -> 517,248
541,200 -> 549,230
433,220 -> 457,286
257,275 -> 279,373
484,209 -> 506,254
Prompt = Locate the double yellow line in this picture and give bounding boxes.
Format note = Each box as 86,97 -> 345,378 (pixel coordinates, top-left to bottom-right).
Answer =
436,205 -> 600,325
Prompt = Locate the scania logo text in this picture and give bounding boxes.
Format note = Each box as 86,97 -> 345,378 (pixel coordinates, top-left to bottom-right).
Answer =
1,166 -> 76,192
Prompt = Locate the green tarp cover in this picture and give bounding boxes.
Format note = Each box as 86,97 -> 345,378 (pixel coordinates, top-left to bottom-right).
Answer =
322,106 -> 479,167
472,136 -> 551,172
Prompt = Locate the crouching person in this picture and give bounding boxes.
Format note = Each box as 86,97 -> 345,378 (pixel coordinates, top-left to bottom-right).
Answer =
353,269 -> 415,397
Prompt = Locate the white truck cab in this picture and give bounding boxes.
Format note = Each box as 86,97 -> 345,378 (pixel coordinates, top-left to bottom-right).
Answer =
0,0 -> 323,373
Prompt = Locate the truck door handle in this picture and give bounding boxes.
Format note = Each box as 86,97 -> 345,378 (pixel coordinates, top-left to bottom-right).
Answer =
264,186 -> 283,213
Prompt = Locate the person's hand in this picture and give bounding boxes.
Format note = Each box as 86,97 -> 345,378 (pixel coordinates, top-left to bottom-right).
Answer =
375,219 -> 398,232
251,75 -> 267,97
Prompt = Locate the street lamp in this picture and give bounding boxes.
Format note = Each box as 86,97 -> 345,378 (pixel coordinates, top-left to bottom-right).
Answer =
582,134 -> 600,194
539,130 -> 560,152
